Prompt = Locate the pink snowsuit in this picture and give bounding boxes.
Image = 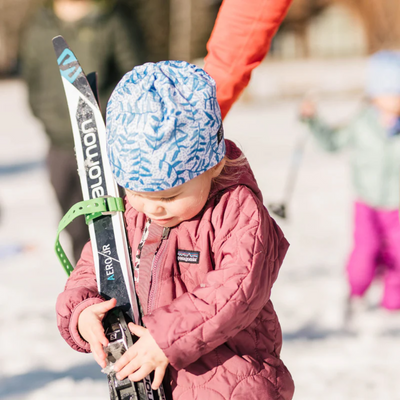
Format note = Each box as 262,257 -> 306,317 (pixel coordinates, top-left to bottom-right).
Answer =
56,140 -> 294,399
347,201 -> 400,309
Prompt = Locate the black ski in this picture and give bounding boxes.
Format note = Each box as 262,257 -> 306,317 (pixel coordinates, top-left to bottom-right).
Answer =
52,35 -> 167,400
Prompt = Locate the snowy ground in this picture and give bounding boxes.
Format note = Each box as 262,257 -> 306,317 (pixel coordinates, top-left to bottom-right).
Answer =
1,58 -> 400,400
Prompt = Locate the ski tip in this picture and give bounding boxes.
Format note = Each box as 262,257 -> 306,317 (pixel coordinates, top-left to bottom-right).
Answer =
52,35 -> 68,59
52,35 -> 66,47
51,34 -> 98,107
52,36 -> 84,85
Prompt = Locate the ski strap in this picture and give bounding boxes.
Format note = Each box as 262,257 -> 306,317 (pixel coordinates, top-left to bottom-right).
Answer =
55,197 -> 125,276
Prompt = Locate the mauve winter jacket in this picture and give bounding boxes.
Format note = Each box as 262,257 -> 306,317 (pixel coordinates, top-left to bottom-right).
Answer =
56,140 -> 294,399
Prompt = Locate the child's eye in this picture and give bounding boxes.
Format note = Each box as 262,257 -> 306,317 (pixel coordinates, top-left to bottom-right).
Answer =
160,196 -> 177,202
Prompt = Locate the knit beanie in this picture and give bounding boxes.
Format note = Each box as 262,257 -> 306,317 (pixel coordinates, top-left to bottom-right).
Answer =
366,50 -> 400,96
106,60 -> 225,192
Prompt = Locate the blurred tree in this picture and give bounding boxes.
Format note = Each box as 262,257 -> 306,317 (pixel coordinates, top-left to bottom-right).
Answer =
343,0 -> 400,53
169,0 -> 221,61
277,0 -> 400,57
277,0 -> 331,57
119,0 -> 170,62
117,0 -> 221,62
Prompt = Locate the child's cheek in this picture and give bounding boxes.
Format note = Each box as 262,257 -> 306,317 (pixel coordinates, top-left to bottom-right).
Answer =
179,199 -> 202,220
170,201 -> 185,217
171,200 -> 191,220
128,196 -> 142,213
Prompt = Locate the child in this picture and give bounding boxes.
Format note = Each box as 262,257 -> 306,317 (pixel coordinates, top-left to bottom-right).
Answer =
300,51 -> 400,311
56,61 -> 294,399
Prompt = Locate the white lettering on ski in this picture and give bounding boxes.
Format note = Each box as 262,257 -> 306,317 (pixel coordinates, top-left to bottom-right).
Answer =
81,118 -> 104,198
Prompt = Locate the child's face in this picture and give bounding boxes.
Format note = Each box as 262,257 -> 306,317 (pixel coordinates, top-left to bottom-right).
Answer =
126,161 -> 225,228
373,95 -> 400,115
53,0 -> 93,23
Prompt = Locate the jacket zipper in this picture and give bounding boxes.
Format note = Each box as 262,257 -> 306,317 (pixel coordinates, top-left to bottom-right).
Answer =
147,227 -> 170,314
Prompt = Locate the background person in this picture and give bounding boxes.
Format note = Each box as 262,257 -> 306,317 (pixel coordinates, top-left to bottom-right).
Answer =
19,0 -> 142,262
300,50 -> 400,312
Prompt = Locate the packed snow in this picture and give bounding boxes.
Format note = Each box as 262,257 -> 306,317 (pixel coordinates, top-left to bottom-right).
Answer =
1,58 -> 400,400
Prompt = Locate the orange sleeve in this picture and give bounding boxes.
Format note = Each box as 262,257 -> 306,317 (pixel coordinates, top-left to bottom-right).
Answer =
204,0 -> 292,119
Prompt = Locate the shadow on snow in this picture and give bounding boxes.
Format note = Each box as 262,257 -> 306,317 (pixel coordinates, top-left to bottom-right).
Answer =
283,322 -> 355,341
0,160 -> 45,176
0,362 -> 103,397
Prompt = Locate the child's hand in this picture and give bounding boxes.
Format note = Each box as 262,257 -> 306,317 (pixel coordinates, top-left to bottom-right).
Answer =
78,298 -> 117,368
114,323 -> 169,390
299,99 -> 317,119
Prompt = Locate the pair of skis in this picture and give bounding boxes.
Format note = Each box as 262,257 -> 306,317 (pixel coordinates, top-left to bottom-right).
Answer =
53,36 -> 168,400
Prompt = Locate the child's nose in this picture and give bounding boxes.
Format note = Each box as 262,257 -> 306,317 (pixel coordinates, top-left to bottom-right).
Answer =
143,201 -> 164,216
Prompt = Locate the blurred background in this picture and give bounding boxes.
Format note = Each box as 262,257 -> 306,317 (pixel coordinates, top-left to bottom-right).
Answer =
1,1 -> 400,399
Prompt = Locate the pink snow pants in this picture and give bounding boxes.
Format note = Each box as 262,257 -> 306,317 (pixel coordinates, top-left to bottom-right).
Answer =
347,201 -> 400,310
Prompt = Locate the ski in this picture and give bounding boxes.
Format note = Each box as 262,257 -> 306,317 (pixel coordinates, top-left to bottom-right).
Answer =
52,35 -> 167,400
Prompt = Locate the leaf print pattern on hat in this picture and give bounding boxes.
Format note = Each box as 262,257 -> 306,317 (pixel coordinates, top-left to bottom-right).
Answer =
106,60 -> 225,192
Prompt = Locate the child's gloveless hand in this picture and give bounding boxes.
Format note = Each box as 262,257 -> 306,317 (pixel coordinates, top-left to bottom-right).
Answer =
78,297 -> 117,368
114,323 -> 169,390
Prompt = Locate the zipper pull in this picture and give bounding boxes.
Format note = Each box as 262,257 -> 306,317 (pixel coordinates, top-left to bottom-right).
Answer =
162,227 -> 170,240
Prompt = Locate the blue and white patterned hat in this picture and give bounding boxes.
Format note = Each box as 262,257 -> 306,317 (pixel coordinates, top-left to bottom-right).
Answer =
106,60 -> 225,192
366,51 -> 400,96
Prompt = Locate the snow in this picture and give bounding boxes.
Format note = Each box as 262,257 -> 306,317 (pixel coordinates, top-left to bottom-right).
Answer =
1,59 -> 400,399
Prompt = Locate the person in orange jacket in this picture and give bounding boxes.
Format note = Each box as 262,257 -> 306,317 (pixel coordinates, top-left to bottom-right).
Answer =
204,0 -> 292,119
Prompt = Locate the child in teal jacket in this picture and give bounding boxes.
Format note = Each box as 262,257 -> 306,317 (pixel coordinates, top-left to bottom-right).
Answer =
300,51 -> 400,310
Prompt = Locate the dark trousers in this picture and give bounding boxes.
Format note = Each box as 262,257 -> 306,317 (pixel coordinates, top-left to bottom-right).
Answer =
47,146 -> 89,263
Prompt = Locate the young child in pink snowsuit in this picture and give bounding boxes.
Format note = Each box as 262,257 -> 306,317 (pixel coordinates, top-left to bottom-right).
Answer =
300,51 -> 400,310
56,61 -> 294,399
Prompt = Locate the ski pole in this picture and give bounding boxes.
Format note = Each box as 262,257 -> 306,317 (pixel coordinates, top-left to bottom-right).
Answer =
268,129 -> 308,219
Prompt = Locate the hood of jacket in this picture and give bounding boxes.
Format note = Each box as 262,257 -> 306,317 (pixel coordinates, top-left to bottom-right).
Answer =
208,138 -> 263,201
